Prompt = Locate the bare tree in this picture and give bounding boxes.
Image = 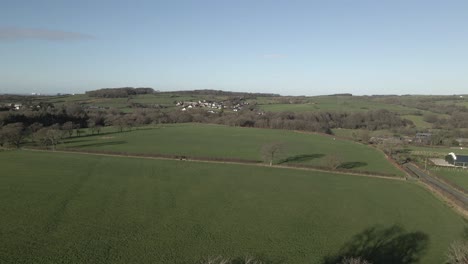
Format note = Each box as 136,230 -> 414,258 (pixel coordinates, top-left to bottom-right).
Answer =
325,153 -> 343,170
35,127 -> 63,151
87,120 -> 96,134
261,142 -> 284,166
446,240 -> 468,264
76,128 -> 85,137
0,123 -> 26,148
340,257 -> 372,264
62,121 -> 74,138
28,122 -> 43,142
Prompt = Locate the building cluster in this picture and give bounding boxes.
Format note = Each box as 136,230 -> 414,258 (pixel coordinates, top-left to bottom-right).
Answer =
445,152 -> 468,168
369,133 -> 431,145
0,103 -> 25,111
176,99 -> 249,112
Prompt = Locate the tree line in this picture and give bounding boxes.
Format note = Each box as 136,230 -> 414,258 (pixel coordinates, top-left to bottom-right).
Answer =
0,103 -> 414,149
85,87 -> 155,98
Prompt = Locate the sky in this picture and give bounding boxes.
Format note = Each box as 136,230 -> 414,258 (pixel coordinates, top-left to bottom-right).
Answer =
1,0 -> 468,96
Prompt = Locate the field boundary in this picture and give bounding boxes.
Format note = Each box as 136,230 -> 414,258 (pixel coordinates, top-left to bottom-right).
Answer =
23,148 -> 406,181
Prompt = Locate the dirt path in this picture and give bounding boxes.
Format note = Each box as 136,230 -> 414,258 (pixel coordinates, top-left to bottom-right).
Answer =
23,148 -> 406,181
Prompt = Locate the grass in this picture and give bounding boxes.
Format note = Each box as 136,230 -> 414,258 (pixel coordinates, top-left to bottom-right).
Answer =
57,123 -> 404,176
258,96 -> 422,114
401,115 -> 432,129
0,150 -> 465,263
430,166 -> 468,190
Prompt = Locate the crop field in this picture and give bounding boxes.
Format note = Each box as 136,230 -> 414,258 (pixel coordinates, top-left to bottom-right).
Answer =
57,124 -> 404,176
0,150 -> 465,263
430,167 -> 468,190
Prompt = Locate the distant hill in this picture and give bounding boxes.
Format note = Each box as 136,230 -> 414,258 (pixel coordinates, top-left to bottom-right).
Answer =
160,89 -> 280,97
85,87 -> 155,98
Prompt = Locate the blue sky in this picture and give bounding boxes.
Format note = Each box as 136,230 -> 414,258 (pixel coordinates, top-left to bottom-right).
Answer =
1,0 -> 468,95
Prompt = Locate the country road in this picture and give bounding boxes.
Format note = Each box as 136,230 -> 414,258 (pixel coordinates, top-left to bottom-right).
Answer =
404,163 -> 468,209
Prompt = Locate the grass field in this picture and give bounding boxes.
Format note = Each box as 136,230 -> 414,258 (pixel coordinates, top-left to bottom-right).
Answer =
401,115 -> 432,128
0,150 -> 465,263
257,96 -> 422,114
57,124 -> 404,176
430,167 -> 468,190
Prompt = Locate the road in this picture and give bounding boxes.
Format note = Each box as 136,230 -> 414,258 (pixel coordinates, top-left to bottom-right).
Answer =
404,163 -> 468,209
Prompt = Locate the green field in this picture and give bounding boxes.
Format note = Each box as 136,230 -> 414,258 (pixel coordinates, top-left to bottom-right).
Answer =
58,124 -> 404,176
0,151 -> 465,263
430,167 -> 468,190
401,115 -> 432,128
258,96 -> 422,114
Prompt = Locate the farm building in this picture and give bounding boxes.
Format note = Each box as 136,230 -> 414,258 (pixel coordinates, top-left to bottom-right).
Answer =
414,132 -> 432,144
445,152 -> 468,168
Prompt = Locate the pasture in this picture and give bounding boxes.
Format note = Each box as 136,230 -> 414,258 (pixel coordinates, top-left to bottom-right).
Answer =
58,124 -> 404,176
257,96 -> 422,114
0,150 -> 465,263
430,167 -> 468,190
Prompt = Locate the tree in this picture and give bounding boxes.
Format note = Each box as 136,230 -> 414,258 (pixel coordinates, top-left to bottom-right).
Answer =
112,116 -> 126,132
76,129 -> 85,137
28,122 -> 43,142
62,121 -> 74,138
87,120 -> 96,134
340,257 -> 372,264
35,127 -> 63,150
325,154 -> 343,170
261,142 -> 284,166
446,241 -> 468,264
0,122 -> 26,148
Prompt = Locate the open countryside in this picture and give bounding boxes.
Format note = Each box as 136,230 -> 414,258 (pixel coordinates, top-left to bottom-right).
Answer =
0,150 -> 466,264
56,123 -> 404,176
3,1 -> 468,262
2,89 -> 468,263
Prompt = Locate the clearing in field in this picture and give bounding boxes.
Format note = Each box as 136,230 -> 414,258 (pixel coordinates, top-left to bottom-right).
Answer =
58,123 -> 404,176
0,151 -> 465,263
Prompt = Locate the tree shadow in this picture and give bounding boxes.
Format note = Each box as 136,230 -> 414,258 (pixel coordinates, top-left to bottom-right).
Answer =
71,141 -> 127,148
62,139 -> 94,144
338,162 -> 368,169
323,225 -> 429,264
279,154 -> 325,164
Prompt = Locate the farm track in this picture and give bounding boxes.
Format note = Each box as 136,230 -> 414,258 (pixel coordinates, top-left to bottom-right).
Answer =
23,148 -> 406,181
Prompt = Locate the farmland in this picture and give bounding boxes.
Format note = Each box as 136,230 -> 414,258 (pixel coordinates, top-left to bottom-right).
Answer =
430,167 -> 468,190
0,150 -> 466,263
56,123 -> 404,176
256,96 -> 423,114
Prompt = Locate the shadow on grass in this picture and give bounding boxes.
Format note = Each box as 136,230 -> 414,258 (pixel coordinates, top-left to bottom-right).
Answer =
62,139 -> 94,144
338,162 -> 367,169
322,225 -> 429,264
279,154 -> 325,164
70,141 -> 127,148
70,126 -> 160,140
